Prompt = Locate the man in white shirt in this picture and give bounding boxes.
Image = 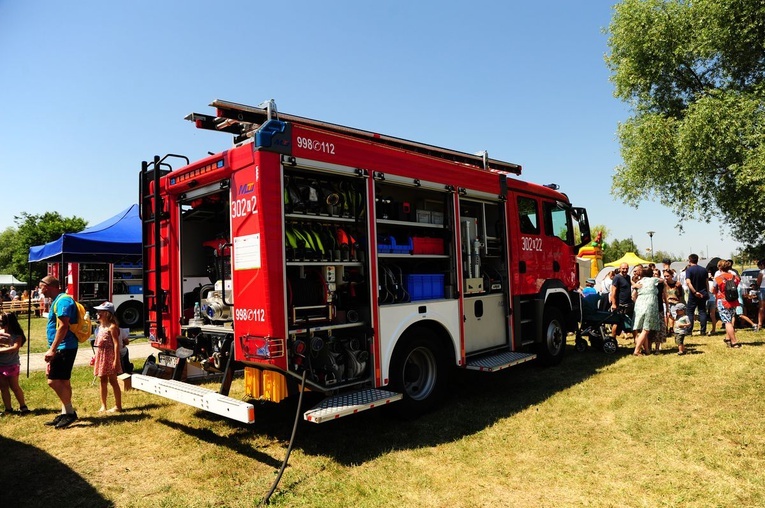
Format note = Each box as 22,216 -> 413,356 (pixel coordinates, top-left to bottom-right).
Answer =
600,270 -> 615,296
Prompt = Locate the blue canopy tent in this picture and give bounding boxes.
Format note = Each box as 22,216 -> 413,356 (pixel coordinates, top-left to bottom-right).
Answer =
23,205 -> 142,376
29,204 -> 141,264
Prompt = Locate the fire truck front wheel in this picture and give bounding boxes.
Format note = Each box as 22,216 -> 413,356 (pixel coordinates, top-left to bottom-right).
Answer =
538,307 -> 566,366
388,328 -> 448,417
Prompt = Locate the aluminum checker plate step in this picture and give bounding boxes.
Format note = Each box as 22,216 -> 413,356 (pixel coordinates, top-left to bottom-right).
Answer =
304,388 -> 403,424
465,351 -> 537,372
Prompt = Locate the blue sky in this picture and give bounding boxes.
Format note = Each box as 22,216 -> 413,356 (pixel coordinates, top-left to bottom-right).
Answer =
0,0 -> 742,260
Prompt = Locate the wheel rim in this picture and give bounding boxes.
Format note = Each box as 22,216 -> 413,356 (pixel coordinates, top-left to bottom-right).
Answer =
603,340 -> 617,354
120,306 -> 140,327
546,319 -> 564,355
401,346 -> 437,401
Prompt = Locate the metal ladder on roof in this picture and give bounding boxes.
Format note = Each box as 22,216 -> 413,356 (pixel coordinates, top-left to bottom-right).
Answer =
185,99 -> 523,175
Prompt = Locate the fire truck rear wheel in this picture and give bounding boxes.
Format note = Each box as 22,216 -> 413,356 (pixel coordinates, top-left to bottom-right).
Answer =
388,328 -> 448,417
117,301 -> 143,328
538,307 -> 566,366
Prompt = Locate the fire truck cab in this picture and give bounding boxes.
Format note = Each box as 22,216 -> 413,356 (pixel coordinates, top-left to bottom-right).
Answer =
133,99 -> 590,424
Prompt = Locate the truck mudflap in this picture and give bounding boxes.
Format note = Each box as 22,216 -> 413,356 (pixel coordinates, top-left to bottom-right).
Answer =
131,374 -> 255,424
303,389 -> 402,423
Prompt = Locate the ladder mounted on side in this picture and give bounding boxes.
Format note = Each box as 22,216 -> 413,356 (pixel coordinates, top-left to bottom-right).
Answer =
185,99 -> 523,176
138,154 -> 189,344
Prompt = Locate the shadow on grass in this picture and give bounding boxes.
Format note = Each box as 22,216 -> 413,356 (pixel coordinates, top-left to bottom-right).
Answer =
155,419 -> 284,469
0,436 -> 113,508
164,344 -> 630,466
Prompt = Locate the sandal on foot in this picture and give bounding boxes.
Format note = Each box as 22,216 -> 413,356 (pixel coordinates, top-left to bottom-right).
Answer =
19,406 -> 30,415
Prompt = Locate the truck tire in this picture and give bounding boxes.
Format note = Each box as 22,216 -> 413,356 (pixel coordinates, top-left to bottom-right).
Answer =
388,327 -> 448,417
117,301 -> 143,328
537,307 -> 566,366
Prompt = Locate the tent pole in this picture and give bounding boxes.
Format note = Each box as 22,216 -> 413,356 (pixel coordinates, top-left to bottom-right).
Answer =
25,262 -> 32,378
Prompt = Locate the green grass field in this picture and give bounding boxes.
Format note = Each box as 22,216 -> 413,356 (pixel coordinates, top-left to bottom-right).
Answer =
2,329 -> 764,507
15,316 -> 55,353
15,316 -> 139,354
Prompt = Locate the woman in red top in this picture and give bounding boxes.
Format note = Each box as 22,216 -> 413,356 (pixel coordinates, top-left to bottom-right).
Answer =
714,260 -> 742,348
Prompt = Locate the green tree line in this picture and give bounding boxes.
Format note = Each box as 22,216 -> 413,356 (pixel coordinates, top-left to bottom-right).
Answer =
0,212 -> 87,286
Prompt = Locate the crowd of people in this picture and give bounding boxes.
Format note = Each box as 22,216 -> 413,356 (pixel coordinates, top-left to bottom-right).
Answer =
1,285 -> 25,302
1,284 -> 49,316
0,275 -> 127,425
600,254 -> 764,356
2,260 -> 762,420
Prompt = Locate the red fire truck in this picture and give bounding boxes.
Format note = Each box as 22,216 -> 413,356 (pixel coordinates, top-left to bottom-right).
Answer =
132,99 -> 591,424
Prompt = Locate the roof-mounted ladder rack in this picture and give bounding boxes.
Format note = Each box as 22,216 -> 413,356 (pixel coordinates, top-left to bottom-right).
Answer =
185,99 -> 522,176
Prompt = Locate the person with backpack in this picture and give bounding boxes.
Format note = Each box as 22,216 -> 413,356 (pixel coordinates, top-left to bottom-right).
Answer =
40,275 -> 80,428
714,260 -> 742,348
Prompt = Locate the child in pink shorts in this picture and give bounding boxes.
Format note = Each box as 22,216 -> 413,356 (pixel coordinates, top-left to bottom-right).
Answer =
0,312 -> 29,415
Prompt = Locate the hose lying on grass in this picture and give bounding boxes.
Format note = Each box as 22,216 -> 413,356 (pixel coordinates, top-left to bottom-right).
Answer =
261,370 -> 307,505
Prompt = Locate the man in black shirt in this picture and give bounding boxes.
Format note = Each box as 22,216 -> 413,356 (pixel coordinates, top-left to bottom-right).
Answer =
609,263 -> 634,340
684,253 -> 709,336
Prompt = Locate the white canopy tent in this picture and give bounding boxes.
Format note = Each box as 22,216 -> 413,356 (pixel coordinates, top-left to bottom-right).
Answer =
0,274 -> 27,286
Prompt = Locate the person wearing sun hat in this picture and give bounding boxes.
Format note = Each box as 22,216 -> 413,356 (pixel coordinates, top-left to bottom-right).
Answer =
582,278 -> 598,296
39,275 -> 80,428
92,302 -> 123,413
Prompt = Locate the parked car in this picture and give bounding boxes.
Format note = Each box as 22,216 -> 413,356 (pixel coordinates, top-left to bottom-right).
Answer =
740,268 -> 760,287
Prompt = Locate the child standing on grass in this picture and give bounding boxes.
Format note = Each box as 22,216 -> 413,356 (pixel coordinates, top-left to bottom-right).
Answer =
92,302 -> 123,412
0,312 -> 29,415
673,304 -> 692,355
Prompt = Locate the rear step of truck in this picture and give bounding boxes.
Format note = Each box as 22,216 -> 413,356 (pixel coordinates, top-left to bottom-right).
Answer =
465,351 -> 537,372
304,389 -> 403,424
132,374 -> 255,424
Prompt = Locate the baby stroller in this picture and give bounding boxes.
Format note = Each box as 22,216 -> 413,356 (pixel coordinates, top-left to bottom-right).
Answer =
575,293 -> 623,354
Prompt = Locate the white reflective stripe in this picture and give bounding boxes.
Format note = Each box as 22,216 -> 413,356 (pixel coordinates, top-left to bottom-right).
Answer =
284,156 -> 361,178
